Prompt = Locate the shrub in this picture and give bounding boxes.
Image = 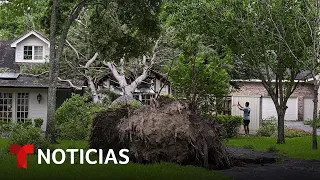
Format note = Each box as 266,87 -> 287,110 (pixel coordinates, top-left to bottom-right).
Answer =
23,118 -> 33,127
58,120 -> 89,140
9,124 -> 50,151
56,94 -> 105,140
0,121 -> 15,138
212,115 -> 242,138
284,128 -> 312,138
256,116 -> 277,137
304,118 -> 320,128
33,118 -> 44,128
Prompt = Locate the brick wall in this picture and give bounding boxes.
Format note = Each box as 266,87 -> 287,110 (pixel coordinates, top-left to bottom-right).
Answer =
231,82 -> 316,121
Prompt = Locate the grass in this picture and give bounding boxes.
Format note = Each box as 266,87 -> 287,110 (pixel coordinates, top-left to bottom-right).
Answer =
225,136 -> 320,160
0,138 -> 230,180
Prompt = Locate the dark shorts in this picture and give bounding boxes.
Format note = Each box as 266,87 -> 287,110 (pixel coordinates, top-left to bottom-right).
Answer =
243,120 -> 250,126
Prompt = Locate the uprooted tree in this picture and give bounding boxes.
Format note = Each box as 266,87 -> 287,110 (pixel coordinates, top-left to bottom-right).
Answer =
90,0 -> 234,169
44,0 -> 164,142
59,3 -> 175,104
90,97 -> 233,169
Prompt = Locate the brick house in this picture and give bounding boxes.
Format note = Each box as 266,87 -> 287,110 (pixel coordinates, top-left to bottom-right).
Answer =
223,79 -> 317,132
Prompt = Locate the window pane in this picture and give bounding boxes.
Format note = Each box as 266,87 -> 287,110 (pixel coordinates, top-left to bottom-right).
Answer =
16,93 -> 29,122
23,46 -> 33,60
0,92 -> 13,122
34,46 -> 43,60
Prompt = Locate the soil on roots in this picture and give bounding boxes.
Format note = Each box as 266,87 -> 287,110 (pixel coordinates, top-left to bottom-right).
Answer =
90,96 -> 233,169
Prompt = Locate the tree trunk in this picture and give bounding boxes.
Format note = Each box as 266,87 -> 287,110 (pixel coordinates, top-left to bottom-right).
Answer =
312,83 -> 319,150
46,0 -> 58,143
46,1 -> 87,143
277,109 -> 285,144
88,77 -> 101,103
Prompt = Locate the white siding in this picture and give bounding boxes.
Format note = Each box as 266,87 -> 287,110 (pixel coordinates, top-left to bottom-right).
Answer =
0,88 -> 48,131
28,90 -> 48,131
15,35 -> 49,63
231,96 -> 261,132
155,79 -> 169,95
303,98 -> 313,121
262,97 -> 298,121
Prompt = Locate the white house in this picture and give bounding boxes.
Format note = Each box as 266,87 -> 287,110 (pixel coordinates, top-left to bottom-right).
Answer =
0,31 -> 77,130
100,70 -> 172,105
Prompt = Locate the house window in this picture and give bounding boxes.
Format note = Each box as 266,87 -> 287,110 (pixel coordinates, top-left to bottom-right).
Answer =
134,94 -> 140,101
141,94 -> 155,105
23,46 -> 33,60
34,46 -> 43,60
23,46 -> 43,60
0,93 -> 13,122
16,93 -> 29,123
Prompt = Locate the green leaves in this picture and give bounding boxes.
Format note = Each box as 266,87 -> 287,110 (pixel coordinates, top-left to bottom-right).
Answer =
162,0 -> 231,107
89,0 -> 162,62
56,94 -> 105,140
167,50 -> 230,100
0,0 -> 47,39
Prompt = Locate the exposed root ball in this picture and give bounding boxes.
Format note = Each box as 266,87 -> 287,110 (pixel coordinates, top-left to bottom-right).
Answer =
90,97 -> 233,169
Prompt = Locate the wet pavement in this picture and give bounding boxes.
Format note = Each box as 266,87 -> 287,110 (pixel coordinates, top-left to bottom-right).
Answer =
285,121 -> 320,135
221,147 -> 320,180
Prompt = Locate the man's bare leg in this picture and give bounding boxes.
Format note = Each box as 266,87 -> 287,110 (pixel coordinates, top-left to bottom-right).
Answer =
243,125 -> 248,135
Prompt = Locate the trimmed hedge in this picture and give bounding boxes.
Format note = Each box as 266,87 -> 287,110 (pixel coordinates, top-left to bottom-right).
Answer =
33,118 -> 44,128
56,94 -> 105,140
209,115 -> 242,138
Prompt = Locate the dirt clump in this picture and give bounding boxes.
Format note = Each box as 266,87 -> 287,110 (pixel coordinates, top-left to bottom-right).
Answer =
90,96 -> 232,169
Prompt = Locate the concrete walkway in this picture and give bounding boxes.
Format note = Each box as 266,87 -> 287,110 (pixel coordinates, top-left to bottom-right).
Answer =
284,121 -> 320,135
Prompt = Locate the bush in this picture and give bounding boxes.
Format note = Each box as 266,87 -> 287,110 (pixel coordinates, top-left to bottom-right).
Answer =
9,124 -> 50,151
24,118 -> 33,127
33,118 -> 44,128
56,94 -> 105,140
304,118 -> 320,128
256,116 -> 277,137
0,121 -> 15,138
212,115 -> 242,138
284,128 -> 312,138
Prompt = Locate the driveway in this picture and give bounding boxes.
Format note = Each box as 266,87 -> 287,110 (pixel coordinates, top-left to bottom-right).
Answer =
285,121 -> 320,135
220,147 -> 320,180
220,159 -> 320,180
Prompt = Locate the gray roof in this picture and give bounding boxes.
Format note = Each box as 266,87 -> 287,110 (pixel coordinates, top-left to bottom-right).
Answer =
0,40 -> 19,72
0,74 -> 70,88
0,33 -> 73,89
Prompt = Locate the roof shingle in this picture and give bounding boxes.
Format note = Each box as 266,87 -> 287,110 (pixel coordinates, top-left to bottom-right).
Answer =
0,40 -> 19,72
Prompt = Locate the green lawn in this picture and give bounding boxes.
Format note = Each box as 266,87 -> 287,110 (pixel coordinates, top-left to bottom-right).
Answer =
225,136 -> 320,160
0,138 -> 230,180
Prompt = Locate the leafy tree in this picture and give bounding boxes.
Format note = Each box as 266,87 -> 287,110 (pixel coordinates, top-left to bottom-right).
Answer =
45,0 -> 164,142
0,0 -> 47,39
293,0 -> 320,149
161,0 -> 232,112
223,0 -> 311,144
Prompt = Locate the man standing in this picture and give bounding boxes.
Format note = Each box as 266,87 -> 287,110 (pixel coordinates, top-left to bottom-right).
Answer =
237,101 -> 251,136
